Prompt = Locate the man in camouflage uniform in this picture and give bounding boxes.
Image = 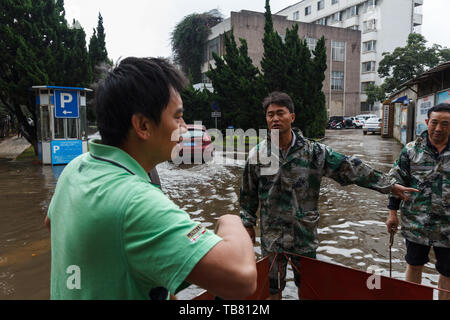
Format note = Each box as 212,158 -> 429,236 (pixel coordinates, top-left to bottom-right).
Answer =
386,103 -> 450,300
240,91 -> 417,300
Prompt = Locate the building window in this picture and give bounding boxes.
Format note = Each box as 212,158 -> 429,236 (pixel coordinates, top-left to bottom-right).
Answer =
348,25 -> 359,30
363,19 -> 377,32
362,61 -> 376,73
332,40 -> 345,62
317,0 -> 325,11
331,71 -> 344,91
361,81 -> 375,92
331,12 -> 341,23
368,0 -> 377,9
305,6 -> 312,16
363,40 -> 376,52
348,5 -> 358,17
306,37 -> 317,54
293,10 -> 300,20
208,37 -> 219,61
316,17 -> 327,25
332,0 -> 339,4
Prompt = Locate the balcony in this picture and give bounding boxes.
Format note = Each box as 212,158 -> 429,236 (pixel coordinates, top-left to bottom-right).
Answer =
413,13 -> 423,26
346,16 -> 360,28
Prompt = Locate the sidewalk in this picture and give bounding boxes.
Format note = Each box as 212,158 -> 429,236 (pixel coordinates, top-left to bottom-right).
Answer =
0,136 -> 32,159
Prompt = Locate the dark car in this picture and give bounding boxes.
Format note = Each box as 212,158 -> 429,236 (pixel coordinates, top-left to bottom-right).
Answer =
178,124 -> 214,163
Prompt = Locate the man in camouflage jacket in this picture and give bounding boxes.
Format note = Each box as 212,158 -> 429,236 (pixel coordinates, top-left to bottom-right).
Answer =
386,103 -> 450,300
240,91 -> 417,300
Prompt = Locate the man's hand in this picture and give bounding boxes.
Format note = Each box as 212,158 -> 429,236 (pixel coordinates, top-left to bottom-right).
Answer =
245,227 -> 256,245
44,216 -> 50,232
392,184 -> 419,201
386,210 -> 399,234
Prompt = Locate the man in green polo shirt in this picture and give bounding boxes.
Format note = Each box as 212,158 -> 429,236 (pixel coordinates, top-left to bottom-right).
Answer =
45,57 -> 257,300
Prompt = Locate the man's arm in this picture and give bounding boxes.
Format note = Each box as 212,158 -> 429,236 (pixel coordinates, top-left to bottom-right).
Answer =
239,159 -> 259,244
322,144 -> 417,199
185,214 -> 257,299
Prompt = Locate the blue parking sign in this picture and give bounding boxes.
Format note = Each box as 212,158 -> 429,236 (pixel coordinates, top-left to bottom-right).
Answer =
51,140 -> 83,164
55,90 -> 79,118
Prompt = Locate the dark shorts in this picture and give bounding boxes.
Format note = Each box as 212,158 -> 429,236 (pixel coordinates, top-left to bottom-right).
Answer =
268,252 -> 316,295
405,239 -> 450,277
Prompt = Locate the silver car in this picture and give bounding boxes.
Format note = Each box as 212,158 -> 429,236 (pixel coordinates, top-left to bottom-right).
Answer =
362,117 -> 382,135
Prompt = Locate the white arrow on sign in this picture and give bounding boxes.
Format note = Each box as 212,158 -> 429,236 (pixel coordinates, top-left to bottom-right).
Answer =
63,110 -> 72,115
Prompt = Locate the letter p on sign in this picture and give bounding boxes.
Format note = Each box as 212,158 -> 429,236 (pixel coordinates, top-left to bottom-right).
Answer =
61,93 -> 73,108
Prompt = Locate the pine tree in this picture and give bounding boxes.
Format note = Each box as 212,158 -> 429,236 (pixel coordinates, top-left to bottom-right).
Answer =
0,0 -> 93,152
283,24 -> 312,132
260,0 -> 286,92
260,1 -> 328,138
306,36 -> 328,138
181,85 -> 214,129
206,31 -> 264,130
88,12 -> 110,79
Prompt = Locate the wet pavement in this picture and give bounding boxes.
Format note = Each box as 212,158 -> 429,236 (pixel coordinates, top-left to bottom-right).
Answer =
0,129 -> 440,300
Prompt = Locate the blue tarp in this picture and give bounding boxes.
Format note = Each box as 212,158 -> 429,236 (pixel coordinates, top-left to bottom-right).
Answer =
392,95 -> 408,103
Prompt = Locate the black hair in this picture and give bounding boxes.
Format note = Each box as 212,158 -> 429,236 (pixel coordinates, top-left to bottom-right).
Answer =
427,103 -> 450,119
95,57 -> 188,146
262,91 -> 295,114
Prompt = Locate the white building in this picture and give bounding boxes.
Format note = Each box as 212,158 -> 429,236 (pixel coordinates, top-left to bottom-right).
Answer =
277,0 -> 423,114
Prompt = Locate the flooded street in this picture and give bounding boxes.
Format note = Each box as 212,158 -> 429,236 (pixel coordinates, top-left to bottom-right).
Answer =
0,129 -> 440,300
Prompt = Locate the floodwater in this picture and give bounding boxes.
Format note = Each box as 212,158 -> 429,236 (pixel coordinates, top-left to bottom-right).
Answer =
0,129 -> 440,300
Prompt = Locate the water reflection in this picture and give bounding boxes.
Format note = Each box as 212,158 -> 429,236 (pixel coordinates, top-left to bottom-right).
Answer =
0,130 -> 440,300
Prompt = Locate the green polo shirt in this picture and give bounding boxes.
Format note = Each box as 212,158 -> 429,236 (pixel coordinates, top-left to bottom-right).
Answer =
48,140 -> 222,299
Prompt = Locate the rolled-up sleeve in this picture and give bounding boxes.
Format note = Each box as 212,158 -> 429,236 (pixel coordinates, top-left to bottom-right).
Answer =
387,147 -> 411,209
322,144 -> 393,194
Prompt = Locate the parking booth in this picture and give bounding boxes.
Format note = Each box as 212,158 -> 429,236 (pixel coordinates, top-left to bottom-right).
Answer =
32,85 -> 92,165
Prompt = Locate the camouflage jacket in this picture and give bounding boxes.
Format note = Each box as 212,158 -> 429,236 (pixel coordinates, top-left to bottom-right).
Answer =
240,128 -> 395,255
388,131 -> 450,248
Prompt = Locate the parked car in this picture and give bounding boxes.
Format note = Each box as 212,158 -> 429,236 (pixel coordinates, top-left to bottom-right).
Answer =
177,124 -> 214,163
362,117 -> 382,135
354,117 -> 365,128
355,114 -> 379,129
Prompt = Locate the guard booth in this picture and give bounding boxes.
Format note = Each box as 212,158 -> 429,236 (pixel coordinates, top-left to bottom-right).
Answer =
32,85 -> 92,165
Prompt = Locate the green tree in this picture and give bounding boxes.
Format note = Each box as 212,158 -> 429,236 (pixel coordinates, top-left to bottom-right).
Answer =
305,36 -> 328,138
206,31 -> 264,130
260,1 -> 327,138
0,0 -> 92,152
365,83 -> 386,108
378,33 -> 442,94
87,12 -> 111,122
260,0 -> 286,92
88,12 -> 111,78
181,85 -> 214,129
171,10 -> 223,84
439,47 -> 450,62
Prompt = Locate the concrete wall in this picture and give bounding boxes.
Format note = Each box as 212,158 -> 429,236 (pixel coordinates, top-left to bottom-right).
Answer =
387,86 -> 418,145
202,10 -> 361,117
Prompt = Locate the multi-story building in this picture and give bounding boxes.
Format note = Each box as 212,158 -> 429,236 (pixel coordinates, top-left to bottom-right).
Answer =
277,0 -> 423,114
201,10 -> 362,117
